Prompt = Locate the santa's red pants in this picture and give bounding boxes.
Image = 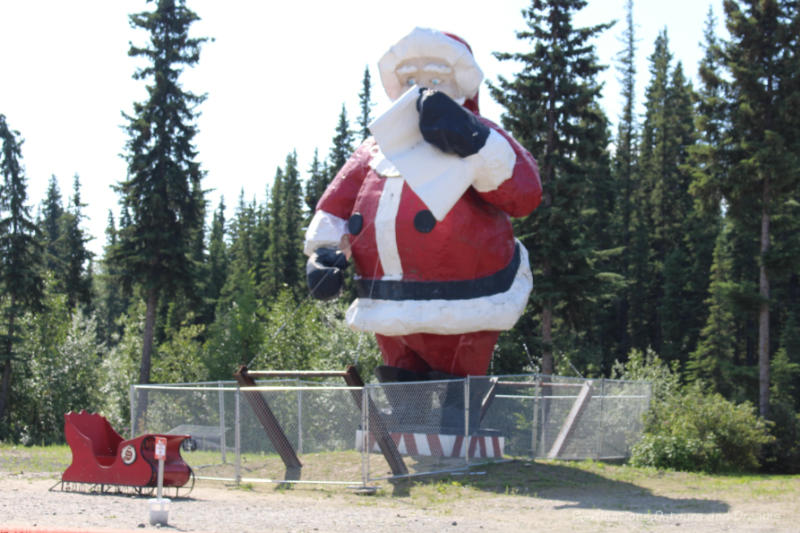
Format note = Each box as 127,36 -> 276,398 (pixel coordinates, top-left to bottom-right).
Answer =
375,331 -> 500,377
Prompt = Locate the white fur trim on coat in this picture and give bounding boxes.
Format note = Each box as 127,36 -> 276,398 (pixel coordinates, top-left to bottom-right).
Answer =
468,129 -> 516,193
304,210 -> 347,256
345,241 -> 533,336
379,27 -> 483,102
374,177 -> 404,279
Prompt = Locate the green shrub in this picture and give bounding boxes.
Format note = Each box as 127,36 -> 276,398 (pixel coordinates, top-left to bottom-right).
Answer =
630,434 -> 722,472
99,304 -> 144,432
204,285 -> 380,381
253,290 -> 381,379
632,384 -> 773,472
760,399 -> 800,473
761,349 -> 800,473
9,287 -> 104,445
611,348 -> 681,404
614,349 -> 774,472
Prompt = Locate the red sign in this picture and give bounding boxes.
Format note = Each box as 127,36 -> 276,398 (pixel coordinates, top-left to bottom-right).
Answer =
154,437 -> 167,460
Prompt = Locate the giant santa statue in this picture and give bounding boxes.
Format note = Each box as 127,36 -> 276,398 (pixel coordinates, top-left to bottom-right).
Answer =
304,27 -> 541,383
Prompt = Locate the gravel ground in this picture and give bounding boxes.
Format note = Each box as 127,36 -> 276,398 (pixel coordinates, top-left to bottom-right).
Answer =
1,468 -> 799,533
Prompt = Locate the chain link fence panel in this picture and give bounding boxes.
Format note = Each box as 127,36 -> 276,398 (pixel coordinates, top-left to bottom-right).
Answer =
132,373 -> 650,486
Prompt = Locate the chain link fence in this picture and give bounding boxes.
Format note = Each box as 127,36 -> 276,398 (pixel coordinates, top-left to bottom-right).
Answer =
131,373 -> 650,487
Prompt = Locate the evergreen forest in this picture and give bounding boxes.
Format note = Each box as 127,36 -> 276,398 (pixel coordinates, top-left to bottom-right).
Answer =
0,0 -> 798,473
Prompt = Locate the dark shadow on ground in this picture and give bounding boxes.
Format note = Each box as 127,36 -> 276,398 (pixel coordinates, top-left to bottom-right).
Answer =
390,460 -> 730,515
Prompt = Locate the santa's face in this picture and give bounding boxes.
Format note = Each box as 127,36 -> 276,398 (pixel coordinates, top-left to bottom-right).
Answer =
394,56 -> 458,100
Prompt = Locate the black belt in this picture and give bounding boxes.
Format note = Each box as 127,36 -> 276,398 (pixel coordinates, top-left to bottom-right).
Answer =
356,243 -> 521,301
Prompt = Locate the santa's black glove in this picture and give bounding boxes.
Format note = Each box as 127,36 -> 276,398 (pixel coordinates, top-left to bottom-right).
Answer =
416,88 -> 490,158
306,247 -> 348,300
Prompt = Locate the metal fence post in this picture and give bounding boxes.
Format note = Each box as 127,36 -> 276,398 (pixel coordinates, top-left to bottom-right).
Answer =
218,382 -> 227,464
129,385 -> 136,439
235,383 -> 241,486
361,383 -> 369,486
297,380 -> 303,455
531,380 -> 540,457
464,377 -> 470,466
596,378 -> 605,459
539,377 -> 547,455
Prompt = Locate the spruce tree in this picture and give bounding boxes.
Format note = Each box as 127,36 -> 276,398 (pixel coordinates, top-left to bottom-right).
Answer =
329,104 -> 354,177
577,102 -> 618,372
114,0 -> 208,400
96,210 -> 128,345
251,187 -> 270,289
775,286 -> 800,410
279,151 -> 304,294
686,9 -> 737,384
639,31 -> 683,250
228,191 -> 258,276
689,7 -> 729,213
38,175 -> 93,311
658,63 -> 709,362
769,198 -> 800,407
489,0 -> 613,375
634,31 -> 713,363
725,214 -> 761,368
59,174 -> 93,311
0,114 -> 44,428
304,148 -> 328,213
187,179 -> 208,307
304,106 -> 354,217
205,197 -> 228,320
611,0 -> 638,358
688,220 -> 737,395
357,66 -> 374,142
262,152 -> 304,297
629,32 -> 670,355
263,166 -> 285,296
718,0 -> 800,416
40,175 -> 64,276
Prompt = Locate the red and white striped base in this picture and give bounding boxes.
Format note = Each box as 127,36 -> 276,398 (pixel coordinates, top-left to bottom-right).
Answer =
356,430 -> 504,458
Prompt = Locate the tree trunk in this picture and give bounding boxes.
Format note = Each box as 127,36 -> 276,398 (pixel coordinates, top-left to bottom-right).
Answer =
541,299 -> 554,376
541,51 -> 557,378
0,300 -> 17,426
140,287 -> 158,385
758,178 -> 770,418
134,287 -> 159,433
0,358 -> 11,425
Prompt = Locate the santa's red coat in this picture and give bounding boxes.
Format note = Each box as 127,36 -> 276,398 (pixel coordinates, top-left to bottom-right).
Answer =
307,117 -> 541,375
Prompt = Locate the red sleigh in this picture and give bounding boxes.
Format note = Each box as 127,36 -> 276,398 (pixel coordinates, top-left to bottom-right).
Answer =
59,411 -> 193,494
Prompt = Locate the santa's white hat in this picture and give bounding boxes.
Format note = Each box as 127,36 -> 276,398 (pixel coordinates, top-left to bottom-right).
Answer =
378,27 -> 484,103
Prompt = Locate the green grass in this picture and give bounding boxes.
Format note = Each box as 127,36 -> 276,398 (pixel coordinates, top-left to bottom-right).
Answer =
375,458 -> 800,507
0,443 -> 72,474
2,443 -> 798,507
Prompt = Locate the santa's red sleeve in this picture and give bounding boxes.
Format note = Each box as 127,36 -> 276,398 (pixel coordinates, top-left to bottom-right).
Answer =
303,140 -> 373,256
470,118 -> 542,219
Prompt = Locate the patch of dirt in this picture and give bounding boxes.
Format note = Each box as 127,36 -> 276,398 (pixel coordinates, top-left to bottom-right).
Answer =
1,466 -> 798,533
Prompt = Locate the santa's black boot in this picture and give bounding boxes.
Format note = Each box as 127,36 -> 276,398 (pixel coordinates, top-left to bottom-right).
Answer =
466,378 -> 493,434
428,373 -> 492,435
374,365 -> 428,431
424,371 -> 464,434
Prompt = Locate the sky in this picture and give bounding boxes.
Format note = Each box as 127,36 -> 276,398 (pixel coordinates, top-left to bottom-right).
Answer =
0,0 -> 725,256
